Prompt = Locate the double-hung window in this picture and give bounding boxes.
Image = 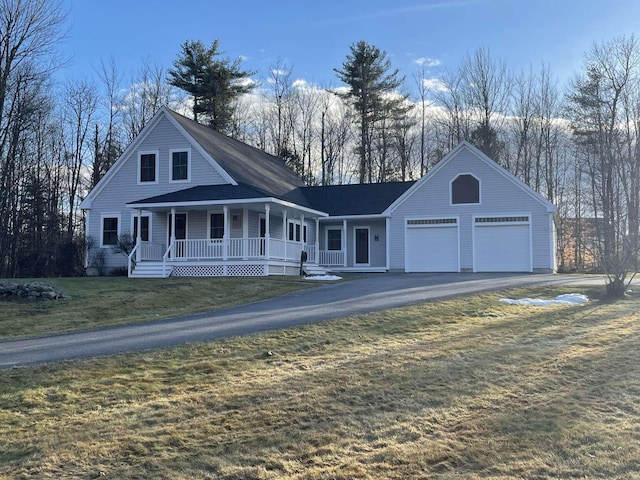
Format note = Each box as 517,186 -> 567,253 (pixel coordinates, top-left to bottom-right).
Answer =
327,229 -> 342,251
288,220 -> 307,243
101,215 -> 119,247
133,216 -> 150,241
209,213 -> 224,239
170,149 -> 190,182
138,151 -> 158,184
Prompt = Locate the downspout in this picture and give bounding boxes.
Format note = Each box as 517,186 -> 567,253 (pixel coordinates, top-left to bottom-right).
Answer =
385,217 -> 390,271
343,219 -> 347,267
265,204 -> 270,264
223,206 -> 229,261
315,217 -> 320,264
136,209 -> 142,263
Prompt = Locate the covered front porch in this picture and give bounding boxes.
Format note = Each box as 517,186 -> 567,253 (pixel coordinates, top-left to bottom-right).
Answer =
125,198 -> 328,278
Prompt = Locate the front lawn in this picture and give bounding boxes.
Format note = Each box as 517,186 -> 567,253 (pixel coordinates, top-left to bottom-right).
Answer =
1,285 -> 638,479
0,276 -> 315,339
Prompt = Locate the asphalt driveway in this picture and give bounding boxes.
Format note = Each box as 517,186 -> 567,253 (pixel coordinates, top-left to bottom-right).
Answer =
0,272 -> 609,369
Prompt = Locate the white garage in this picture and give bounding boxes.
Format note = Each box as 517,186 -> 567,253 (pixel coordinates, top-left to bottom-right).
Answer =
405,218 -> 459,272
473,216 -> 531,272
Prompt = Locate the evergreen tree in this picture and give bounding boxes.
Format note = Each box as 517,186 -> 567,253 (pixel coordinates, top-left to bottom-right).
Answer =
334,41 -> 406,183
168,40 -> 255,133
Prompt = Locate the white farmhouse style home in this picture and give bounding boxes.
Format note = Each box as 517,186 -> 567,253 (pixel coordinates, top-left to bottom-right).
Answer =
80,107 -> 557,278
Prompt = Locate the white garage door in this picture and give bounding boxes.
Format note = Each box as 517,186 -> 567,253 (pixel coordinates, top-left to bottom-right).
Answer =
405,218 -> 459,272
474,216 -> 531,272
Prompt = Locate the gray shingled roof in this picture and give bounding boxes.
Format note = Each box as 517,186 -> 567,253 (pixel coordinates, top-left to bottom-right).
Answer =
166,109 -> 310,206
129,109 -> 416,215
301,182 -> 416,216
128,183 -> 271,205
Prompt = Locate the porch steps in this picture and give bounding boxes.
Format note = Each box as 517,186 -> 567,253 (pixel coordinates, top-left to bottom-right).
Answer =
130,261 -> 172,278
303,263 -> 330,276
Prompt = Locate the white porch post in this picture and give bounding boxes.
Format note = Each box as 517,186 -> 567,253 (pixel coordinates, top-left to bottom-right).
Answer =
242,207 -> 249,259
223,205 -> 229,260
283,209 -> 288,259
342,219 -> 347,267
265,204 -> 270,259
170,207 -> 176,257
315,217 -> 320,264
136,208 -> 142,262
282,209 -> 287,240
300,214 -> 305,264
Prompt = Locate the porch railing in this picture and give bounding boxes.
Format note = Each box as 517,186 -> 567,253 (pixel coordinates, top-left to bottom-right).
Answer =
140,241 -> 165,261
165,238 -> 311,261
319,250 -> 345,266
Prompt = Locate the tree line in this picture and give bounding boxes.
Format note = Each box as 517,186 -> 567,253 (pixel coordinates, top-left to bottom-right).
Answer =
1,0 -> 638,295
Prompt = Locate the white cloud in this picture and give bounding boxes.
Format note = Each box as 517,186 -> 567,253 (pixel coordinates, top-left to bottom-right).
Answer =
414,57 -> 442,67
330,86 -> 350,95
235,77 -> 258,88
292,78 -> 310,90
422,77 -> 448,92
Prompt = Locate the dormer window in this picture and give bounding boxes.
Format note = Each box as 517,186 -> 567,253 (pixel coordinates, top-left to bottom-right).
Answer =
170,149 -> 191,182
451,174 -> 480,204
138,150 -> 159,184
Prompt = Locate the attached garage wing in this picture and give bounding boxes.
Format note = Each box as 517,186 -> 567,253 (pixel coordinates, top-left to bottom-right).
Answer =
474,216 -> 531,272
405,218 -> 459,272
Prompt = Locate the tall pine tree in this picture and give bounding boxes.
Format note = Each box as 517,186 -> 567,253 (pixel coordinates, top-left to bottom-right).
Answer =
168,40 -> 255,133
334,41 -> 406,183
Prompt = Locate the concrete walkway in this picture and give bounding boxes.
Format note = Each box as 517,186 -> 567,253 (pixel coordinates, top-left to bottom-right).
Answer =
0,273 -> 610,369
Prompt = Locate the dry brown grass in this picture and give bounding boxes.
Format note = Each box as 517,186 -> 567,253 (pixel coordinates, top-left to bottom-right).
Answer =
1,285 -> 639,479
0,276 -> 314,339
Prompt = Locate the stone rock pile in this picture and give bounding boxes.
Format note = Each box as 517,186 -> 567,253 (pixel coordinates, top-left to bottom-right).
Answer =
0,282 -> 66,301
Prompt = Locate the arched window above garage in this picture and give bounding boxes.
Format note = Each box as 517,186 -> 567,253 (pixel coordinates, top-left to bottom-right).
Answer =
451,174 -> 480,204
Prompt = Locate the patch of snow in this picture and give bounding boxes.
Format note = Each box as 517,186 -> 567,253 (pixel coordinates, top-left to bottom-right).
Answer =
304,275 -> 342,281
500,293 -> 589,306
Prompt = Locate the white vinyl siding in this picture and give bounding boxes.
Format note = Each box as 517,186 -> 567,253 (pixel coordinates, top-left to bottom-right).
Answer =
387,145 -> 554,273
85,114 -> 231,270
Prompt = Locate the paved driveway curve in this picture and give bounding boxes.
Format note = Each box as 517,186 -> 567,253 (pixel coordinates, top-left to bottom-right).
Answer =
0,273 -> 608,369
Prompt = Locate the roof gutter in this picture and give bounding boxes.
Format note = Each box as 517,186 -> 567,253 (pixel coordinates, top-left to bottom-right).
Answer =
320,214 -> 390,221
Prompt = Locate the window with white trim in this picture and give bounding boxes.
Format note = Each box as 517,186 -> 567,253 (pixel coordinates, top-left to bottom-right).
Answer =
327,228 -> 342,250
101,216 -> 119,246
132,215 -> 150,241
288,220 -> 307,242
138,151 -> 158,184
452,174 -> 479,204
170,149 -> 190,182
209,213 -> 224,239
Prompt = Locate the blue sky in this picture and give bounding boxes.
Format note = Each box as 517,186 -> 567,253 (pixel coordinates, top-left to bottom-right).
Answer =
60,0 -> 640,93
